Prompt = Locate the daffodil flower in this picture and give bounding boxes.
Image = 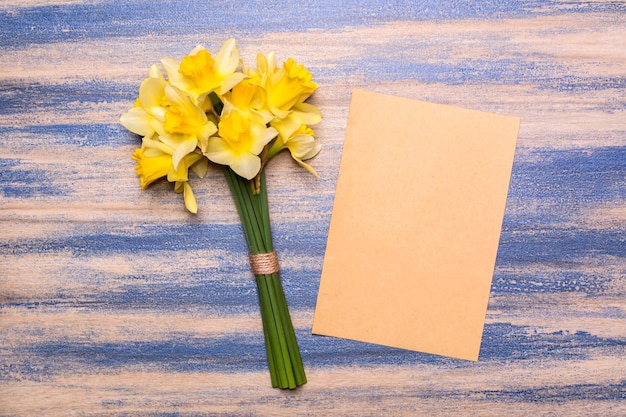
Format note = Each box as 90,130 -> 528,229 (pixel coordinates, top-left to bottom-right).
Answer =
132,144 -> 206,213
123,40 -> 322,215
133,145 -> 204,186
159,84 -> 217,169
268,58 -> 317,116
119,65 -> 168,140
121,60 -> 218,214
222,78 -> 267,118
205,106 -> 277,180
268,124 -> 321,177
161,38 -> 245,103
270,103 -> 321,140
132,148 -> 171,189
250,53 -> 320,121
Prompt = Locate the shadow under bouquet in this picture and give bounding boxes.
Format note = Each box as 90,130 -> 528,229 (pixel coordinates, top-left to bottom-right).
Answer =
120,39 -> 322,389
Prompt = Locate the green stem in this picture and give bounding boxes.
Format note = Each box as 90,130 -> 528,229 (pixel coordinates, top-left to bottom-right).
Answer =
224,169 -> 255,250
257,275 -> 288,387
224,167 -> 306,389
257,172 -> 273,252
265,273 -> 296,388
274,274 -> 307,385
258,286 -> 279,388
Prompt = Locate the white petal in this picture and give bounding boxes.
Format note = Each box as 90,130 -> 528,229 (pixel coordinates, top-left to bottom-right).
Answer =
294,157 -> 320,178
150,107 -> 166,124
215,72 -> 246,95
160,57 -> 181,81
190,157 -> 209,178
302,141 -> 322,160
271,116 -> 301,140
255,53 -> 268,74
270,106 -> 291,120
286,134 -> 316,158
265,52 -> 277,73
160,57 -> 194,91
231,153 -> 261,180
139,77 -> 166,114
189,45 -> 206,55
205,137 -> 235,166
292,102 -> 323,125
120,107 -> 154,137
142,136 -> 175,155
157,133 -> 180,150
183,182 -> 198,214
252,108 -> 274,125
142,147 -> 164,158
214,38 -> 240,75
171,138 -> 198,170
148,64 -> 165,80
197,122 -> 217,152
250,126 -> 277,155
164,84 -> 191,108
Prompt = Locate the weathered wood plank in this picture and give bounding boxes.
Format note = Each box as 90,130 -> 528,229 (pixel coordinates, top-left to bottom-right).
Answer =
1,1 -> 624,415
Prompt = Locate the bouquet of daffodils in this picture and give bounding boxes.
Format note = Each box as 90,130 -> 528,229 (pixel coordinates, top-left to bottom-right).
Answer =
120,39 -> 321,389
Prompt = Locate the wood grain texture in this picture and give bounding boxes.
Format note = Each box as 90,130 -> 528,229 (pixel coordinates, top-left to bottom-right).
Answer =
1,1 -> 625,416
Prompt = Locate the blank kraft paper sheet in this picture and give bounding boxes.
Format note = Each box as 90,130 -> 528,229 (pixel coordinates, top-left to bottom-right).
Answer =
312,89 -> 520,361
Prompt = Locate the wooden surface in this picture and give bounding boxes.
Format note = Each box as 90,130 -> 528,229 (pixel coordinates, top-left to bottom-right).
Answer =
1,1 -> 625,416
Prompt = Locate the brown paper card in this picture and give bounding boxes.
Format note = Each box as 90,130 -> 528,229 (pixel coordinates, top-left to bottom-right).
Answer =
312,89 -> 520,361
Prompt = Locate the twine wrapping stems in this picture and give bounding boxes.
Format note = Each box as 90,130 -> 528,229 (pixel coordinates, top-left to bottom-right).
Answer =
249,251 -> 280,276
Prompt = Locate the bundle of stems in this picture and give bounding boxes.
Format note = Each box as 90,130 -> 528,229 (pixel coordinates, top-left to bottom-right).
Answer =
224,167 -> 306,389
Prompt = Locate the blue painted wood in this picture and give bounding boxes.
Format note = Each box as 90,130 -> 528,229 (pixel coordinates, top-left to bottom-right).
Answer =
1,1 -> 625,415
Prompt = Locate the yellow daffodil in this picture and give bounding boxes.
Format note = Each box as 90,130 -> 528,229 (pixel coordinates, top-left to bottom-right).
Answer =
122,64 -> 215,214
120,104 -> 154,139
268,58 -> 317,115
233,52 -> 322,176
161,38 -> 245,102
268,124 -> 321,177
251,53 -> 320,121
205,107 -> 277,179
132,148 -> 171,189
123,72 -> 216,175
174,181 -> 199,214
119,65 -> 168,139
122,40 -> 322,217
269,102 -> 321,141
159,84 -> 217,168
223,78 -> 266,116
132,144 -> 205,213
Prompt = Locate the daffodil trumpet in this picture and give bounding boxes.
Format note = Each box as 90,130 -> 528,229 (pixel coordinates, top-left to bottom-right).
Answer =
120,38 -> 320,389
